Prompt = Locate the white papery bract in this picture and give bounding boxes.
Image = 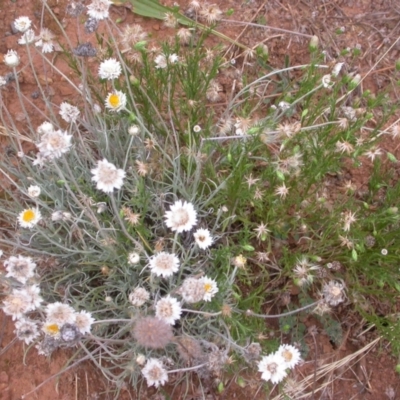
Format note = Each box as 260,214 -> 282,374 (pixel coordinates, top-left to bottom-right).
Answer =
18,29 -> 35,45
148,252 -> 180,278
87,0 -> 112,20
35,28 -> 56,53
2,290 -> 32,320
4,50 -> 20,67
277,344 -> 302,369
105,91 -> 127,112
129,287 -> 150,307
37,121 -> 54,135
18,208 -> 41,229
59,102 -> 80,123
27,185 -> 41,198
45,302 -> 76,325
22,285 -> 43,311
14,16 -> 32,32
142,358 -> 168,388
155,295 -> 182,325
165,200 -> 197,233
258,353 -> 287,384
75,310 -> 95,334
14,318 -> 40,344
4,255 -> 36,284
194,228 -> 213,249
201,276 -> 218,302
99,58 -> 122,80
36,129 -> 72,160
91,159 -> 126,193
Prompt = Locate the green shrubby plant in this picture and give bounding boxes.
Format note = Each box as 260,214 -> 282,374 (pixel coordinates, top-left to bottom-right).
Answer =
0,0 -> 400,398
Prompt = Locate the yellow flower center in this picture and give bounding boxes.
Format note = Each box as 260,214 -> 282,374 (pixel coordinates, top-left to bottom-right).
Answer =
22,209 -> 36,222
109,94 -> 121,108
204,283 -> 212,293
282,349 -> 293,361
45,323 -> 60,335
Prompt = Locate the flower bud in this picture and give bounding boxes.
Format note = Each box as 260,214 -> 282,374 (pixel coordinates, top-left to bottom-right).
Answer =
4,50 -> 19,67
309,35 -> 319,51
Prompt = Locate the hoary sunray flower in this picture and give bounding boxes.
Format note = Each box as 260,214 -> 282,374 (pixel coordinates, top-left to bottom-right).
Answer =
193,228 -> 213,249
36,129 -> 72,160
45,302 -> 76,325
4,255 -> 36,284
201,276 -> 218,302
232,254 -> 247,269
200,4 -> 222,24
129,287 -> 150,306
91,159 -> 126,193
105,90 -> 127,112
51,210 -> 72,222
148,252 -> 180,278
59,102 -> 80,123
2,290 -> 32,320
179,277 -> 206,303
35,28 -> 56,53
322,280 -> 346,306
4,50 -> 20,67
18,208 -> 41,229
258,353 -> 287,384
37,121 -> 54,135
42,322 -> 61,338
75,310 -> 94,334
18,29 -> 35,45
14,16 -> 32,32
154,54 -> 167,69
277,344 -> 302,369
168,53 -> 179,64
142,358 -> 168,388
165,200 -> 197,233
87,0 -> 112,20
27,185 -> 41,198
155,295 -> 182,325
14,318 -> 40,344
98,58 -> 122,80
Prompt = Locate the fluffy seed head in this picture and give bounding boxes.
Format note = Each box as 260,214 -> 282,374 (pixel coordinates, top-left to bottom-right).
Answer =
133,316 -> 173,349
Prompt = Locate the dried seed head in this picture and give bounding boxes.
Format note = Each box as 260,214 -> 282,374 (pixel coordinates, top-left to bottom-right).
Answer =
176,336 -> 204,363
322,280 -> 346,306
133,317 -> 173,349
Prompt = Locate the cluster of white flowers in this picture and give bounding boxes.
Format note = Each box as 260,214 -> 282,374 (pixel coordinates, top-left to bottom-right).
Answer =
59,102 -> 80,123
154,53 -> 179,69
87,0 -> 112,20
98,58 -> 122,80
258,344 -> 302,384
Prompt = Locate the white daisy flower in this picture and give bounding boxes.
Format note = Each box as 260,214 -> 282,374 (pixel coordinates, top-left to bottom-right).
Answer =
14,16 -> 32,33
36,129 -> 72,159
98,58 -> 122,80
45,302 -> 76,325
2,290 -> 32,320
87,0 -> 112,20
18,29 -> 35,45
155,295 -> 182,325
129,287 -> 150,307
59,102 -> 80,123
258,353 -> 287,384
193,228 -> 213,249
35,28 -> 56,53
277,344 -> 302,369
165,200 -> 197,233
27,185 -> 41,198
21,284 -> 43,311
105,90 -> 127,112
75,310 -> 95,334
14,318 -> 40,344
148,252 -> 180,278
42,322 -> 61,338
142,358 -> 168,388
4,50 -> 20,67
4,255 -> 36,284
91,159 -> 126,193
37,121 -> 54,135
201,276 -> 218,302
154,54 -> 167,69
18,208 -> 41,229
